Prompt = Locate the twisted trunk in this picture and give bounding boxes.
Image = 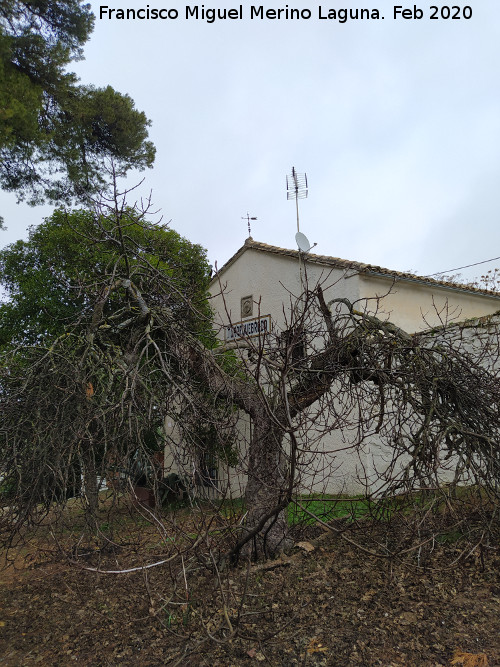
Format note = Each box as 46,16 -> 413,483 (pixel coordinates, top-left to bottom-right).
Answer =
242,415 -> 293,560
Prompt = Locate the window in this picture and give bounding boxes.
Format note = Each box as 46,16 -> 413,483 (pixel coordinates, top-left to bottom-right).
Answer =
196,451 -> 218,488
280,327 -> 306,365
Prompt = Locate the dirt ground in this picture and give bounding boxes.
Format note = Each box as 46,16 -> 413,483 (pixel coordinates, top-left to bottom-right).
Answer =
1,522 -> 499,667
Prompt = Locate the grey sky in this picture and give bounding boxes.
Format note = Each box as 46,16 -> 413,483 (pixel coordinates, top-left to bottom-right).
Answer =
1,1 -> 499,281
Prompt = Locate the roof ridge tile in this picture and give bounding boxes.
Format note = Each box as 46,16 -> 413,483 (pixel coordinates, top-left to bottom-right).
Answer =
211,239 -> 500,298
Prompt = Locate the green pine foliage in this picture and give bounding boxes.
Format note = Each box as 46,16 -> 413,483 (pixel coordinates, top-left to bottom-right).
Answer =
0,1 -> 155,203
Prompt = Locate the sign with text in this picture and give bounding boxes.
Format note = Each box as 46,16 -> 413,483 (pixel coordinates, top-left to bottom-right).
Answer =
225,315 -> 271,342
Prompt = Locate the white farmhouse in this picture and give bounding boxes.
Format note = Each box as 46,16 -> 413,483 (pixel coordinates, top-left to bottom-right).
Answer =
202,238 -> 500,497
210,238 -> 500,335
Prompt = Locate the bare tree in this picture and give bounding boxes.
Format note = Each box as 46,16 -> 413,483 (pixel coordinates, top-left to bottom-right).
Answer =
184,281 -> 500,559
1,186 -> 500,566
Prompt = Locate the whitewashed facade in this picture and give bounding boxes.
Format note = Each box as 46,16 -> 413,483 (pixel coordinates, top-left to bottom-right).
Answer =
210,238 -> 500,335
205,238 -> 500,496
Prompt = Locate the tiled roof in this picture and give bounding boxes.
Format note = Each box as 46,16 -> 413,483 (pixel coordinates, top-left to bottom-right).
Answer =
211,238 -> 500,299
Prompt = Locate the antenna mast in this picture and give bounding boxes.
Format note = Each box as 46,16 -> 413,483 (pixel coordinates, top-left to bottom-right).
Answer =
286,167 -> 308,233
286,167 -> 313,323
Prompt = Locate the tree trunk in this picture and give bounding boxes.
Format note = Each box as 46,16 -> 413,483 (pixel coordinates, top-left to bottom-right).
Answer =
241,416 -> 293,560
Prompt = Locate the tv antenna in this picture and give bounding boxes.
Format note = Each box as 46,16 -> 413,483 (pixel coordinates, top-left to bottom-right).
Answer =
286,167 -> 316,254
286,167 -> 308,233
242,213 -> 257,238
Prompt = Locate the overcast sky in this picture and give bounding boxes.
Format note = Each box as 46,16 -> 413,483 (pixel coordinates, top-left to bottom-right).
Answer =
1,1 -> 499,281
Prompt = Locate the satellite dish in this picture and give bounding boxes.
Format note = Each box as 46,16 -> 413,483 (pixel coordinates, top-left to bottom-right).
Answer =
295,231 -> 311,253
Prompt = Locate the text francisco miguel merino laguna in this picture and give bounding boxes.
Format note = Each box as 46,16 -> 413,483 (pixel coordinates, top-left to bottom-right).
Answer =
99,5 -> 391,22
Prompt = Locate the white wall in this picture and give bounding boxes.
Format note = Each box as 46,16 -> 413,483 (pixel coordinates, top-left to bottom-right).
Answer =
210,246 -> 360,338
359,274 -> 500,332
206,246 -> 500,497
